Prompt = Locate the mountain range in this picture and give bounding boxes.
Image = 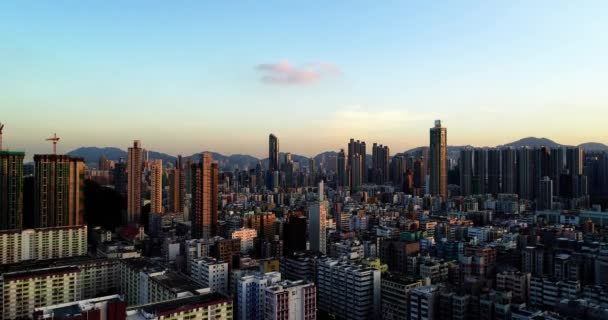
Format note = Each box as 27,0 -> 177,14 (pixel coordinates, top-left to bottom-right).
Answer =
68,137 -> 608,169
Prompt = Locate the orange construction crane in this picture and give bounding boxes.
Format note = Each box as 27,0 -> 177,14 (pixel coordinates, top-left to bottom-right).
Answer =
46,133 -> 60,155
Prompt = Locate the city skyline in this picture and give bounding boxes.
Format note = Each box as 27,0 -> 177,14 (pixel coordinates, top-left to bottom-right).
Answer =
2,1 -> 608,157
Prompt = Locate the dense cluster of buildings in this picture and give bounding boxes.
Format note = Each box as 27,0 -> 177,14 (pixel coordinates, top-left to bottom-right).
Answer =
1,120 -> 608,319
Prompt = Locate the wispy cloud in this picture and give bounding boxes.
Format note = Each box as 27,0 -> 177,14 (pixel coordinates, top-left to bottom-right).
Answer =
256,60 -> 340,85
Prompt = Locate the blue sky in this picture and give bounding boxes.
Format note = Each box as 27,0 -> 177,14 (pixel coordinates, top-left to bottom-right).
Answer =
1,1 -> 607,158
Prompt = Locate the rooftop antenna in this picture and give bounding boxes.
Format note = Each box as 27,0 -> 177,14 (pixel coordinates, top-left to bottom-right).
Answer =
46,133 -> 60,155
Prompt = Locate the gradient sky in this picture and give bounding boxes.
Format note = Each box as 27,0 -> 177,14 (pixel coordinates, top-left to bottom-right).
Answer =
2,1 -> 607,159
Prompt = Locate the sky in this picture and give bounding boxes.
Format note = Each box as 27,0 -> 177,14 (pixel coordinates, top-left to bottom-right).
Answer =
1,1 -> 607,159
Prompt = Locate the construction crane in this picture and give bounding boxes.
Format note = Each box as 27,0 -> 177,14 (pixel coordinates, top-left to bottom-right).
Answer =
46,133 -> 60,155
0,123 -> 4,151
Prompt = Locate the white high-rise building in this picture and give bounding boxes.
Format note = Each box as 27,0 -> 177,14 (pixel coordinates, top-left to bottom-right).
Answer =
191,257 -> 229,295
231,228 -> 258,254
237,272 -> 282,320
264,280 -> 317,320
0,225 -> 87,264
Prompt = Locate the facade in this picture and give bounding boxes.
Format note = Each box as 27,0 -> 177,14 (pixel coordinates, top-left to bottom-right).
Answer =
0,225 -> 87,264
372,143 -> 390,185
168,155 -> 185,213
127,140 -> 143,224
429,120 -> 447,198
190,152 -> 219,239
33,295 -> 126,320
308,201 -> 327,254
150,159 -> 163,214
231,228 -> 258,253
316,258 -> 381,320
539,176 -> 553,210
34,154 -> 85,227
237,272 -> 282,320
348,139 -> 367,185
264,280 -> 317,320
409,285 -> 440,320
381,275 -> 424,320
337,149 -> 348,188
126,293 -> 233,320
191,257 -> 229,295
0,151 -> 24,230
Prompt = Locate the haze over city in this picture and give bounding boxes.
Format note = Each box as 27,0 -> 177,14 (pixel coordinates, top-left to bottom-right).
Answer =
2,1 -> 608,157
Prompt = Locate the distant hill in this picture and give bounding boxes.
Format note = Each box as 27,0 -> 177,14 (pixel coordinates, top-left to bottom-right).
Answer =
578,142 -> 608,152
68,147 -> 176,165
501,137 -> 563,149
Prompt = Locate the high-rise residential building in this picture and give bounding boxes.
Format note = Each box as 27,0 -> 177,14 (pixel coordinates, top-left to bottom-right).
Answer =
409,285 -> 440,320
0,151 -> 24,230
282,152 -> 294,188
33,295 -> 126,320
237,272 -> 282,320
517,147 -> 534,200
501,147 -> 517,194
150,159 -> 163,214
309,182 -> 327,254
372,143 -> 390,184
459,148 -> 474,196
413,158 -> 426,192
337,149 -> 348,188
126,293 -> 233,320
264,280 -> 317,320
550,148 -> 565,196
34,155 -> 85,228
190,153 -> 219,239
0,225 -> 87,264
317,258 -> 381,320
308,157 -> 316,186
390,155 -> 406,189
127,140 -> 143,224
191,257 -> 229,295
473,148 -> 488,194
168,155 -> 185,213
429,120 -> 447,198
113,159 -> 128,197
381,275 -> 424,320
538,176 -> 553,210
348,139 -> 367,188
487,148 -> 501,195
567,146 -> 584,176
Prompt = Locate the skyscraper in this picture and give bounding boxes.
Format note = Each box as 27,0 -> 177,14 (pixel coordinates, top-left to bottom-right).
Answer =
150,159 -> 163,214
34,155 -> 85,227
268,134 -> 279,189
0,151 -> 24,230
337,149 -> 348,189
127,140 -> 143,224
459,148 -> 474,196
390,155 -> 406,188
487,148 -> 501,195
190,152 -> 219,239
168,155 -> 185,213
473,148 -> 488,194
539,176 -> 553,210
567,147 -> 583,176
372,143 -> 390,184
429,120 -> 447,198
501,147 -> 517,194
348,139 -> 367,187
517,147 -> 534,200
309,181 -> 327,254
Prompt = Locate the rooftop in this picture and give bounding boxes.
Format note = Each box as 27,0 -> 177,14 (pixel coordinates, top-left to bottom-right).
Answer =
127,293 -> 231,319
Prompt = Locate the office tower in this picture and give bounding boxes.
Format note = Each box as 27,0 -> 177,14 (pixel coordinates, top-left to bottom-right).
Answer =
127,140 -> 143,224
550,148 -> 565,196
34,155 -> 85,228
567,146 -> 584,176
488,148 -> 501,195
269,134 -> 280,172
459,148 -> 474,196
150,159 -> 163,214
317,258 -> 381,320
0,151 -> 24,230
113,159 -> 127,197
517,147 -> 534,200
237,272 -> 282,320
264,280 -> 317,320
409,285 -> 440,320
473,148 -> 488,194
336,149 -> 348,188
190,152 -> 219,239
501,147 -> 517,194
309,186 -> 327,254
429,120 -> 447,198
372,143 -> 390,184
391,155 -> 406,188
538,176 -> 553,210
349,153 -> 363,191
